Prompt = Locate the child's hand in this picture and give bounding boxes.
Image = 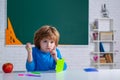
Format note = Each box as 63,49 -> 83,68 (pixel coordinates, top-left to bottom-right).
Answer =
25,43 -> 32,53
50,46 -> 58,61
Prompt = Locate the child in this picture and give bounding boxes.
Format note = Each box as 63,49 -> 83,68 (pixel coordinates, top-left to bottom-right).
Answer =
25,25 -> 67,71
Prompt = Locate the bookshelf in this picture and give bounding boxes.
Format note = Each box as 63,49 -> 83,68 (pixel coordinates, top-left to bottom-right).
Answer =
90,18 -> 115,69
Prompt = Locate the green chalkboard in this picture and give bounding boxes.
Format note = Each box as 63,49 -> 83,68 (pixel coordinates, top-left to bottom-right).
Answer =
7,0 -> 88,45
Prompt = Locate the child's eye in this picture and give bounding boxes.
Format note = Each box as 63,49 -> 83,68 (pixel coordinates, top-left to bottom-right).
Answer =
51,41 -> 54,43
43,40 -> 47,43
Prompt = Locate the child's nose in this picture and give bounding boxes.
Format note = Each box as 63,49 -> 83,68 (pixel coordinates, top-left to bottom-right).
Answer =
47,42 -> 51,47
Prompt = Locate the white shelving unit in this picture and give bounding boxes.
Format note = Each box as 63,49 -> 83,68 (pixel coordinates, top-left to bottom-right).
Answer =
90,18 -> 115,69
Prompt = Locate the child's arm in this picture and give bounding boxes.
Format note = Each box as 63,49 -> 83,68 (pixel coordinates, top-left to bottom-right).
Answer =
54,48 -> 67,70
25,43 -> 33,62
25,43 -> 35,71
50,46 -> 58,61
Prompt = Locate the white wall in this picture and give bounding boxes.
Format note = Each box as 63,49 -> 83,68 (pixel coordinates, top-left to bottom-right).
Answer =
0,0 -> 120,71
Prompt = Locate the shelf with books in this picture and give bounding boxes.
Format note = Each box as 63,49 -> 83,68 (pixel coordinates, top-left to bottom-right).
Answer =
91,52 -> 114,62
91,52 -> 114,54
92,63 -> 115,66
90,18 -> 115,69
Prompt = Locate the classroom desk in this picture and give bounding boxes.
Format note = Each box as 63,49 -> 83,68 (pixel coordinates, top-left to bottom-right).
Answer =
0,69 -> 120,80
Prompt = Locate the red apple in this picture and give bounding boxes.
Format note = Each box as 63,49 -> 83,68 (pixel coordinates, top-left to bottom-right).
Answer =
2,63 -> 13,73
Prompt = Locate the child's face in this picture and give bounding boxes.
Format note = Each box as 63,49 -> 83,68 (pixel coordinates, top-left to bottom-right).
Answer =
40,38 -> 56,52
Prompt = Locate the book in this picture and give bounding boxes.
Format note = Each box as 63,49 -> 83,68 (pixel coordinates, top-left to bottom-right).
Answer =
100,56 -> 106,63
108,54 -> 113,63
104,54 -> 113,63
99,32 -> 113,40
99,42 -> 105,52
105,53 -> 113,63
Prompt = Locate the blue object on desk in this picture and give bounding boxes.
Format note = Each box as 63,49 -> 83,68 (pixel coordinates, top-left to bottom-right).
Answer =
84,68 -> 98,72
26,74 -> 41,77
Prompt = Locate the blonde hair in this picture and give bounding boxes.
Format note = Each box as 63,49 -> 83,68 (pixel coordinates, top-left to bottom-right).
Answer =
34,25 -> 60,49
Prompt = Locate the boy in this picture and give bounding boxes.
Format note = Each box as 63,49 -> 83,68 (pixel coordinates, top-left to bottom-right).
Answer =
25,25 -> 67,71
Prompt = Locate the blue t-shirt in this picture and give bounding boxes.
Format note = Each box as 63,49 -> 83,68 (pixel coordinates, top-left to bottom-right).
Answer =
26,47 -> 67,71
